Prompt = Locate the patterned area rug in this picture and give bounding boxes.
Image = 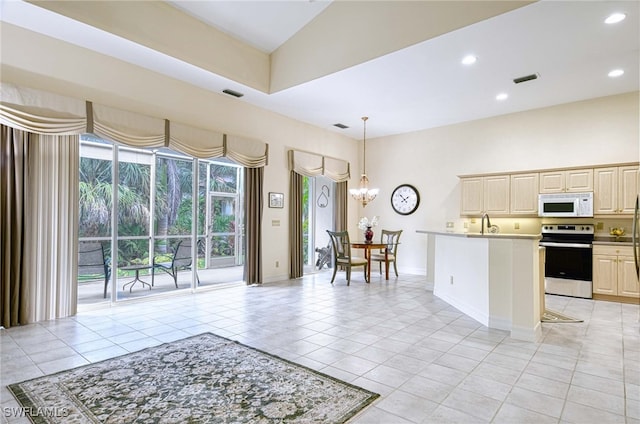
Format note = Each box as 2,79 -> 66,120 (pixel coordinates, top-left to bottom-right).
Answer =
8,333 -> 379,423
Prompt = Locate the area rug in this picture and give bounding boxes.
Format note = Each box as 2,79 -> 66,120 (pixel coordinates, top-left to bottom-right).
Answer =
8,333 -> 379,423
541,309 -> 583,323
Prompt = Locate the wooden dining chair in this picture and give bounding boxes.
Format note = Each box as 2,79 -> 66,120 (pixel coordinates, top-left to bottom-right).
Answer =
326,230 -> 369,285
370,229 -> 402,277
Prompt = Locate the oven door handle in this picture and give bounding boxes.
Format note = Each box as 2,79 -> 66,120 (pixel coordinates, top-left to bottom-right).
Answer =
539,242 -> 592,248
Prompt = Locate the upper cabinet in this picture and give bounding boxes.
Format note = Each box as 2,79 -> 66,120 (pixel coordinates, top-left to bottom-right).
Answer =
460,175 -> 509,216
539,168 -> 593,193
594,165 -> 639,215
459,162 -> 637,217
510,173 -> 539,215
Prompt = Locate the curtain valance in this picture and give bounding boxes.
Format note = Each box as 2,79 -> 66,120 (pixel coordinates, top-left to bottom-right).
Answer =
0,83 -> 269,165
92,103 -> 166,148
288,149 -> 350,182
226,135 -> 268,168
288,150 -> 323,177
169,122 -> 225,159
0,83 -> 86,134
324,156 -> 350,183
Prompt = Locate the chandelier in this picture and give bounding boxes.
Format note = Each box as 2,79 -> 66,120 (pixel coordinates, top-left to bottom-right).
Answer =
350,116 -> 379,207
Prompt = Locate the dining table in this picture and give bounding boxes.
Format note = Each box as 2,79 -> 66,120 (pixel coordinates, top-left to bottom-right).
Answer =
350,241 -> 390,281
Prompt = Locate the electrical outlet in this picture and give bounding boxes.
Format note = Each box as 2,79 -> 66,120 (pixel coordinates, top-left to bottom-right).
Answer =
276,261 -> 279,268
446,222 -> 454,228
464,222 -> 469,229
514,222 -> 520,230
596,222 -> 604,230
449,275 -> 454,284
470,218 -> 476,224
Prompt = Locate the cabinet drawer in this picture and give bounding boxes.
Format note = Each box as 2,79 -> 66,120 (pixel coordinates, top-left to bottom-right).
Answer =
593,245 -> 633,256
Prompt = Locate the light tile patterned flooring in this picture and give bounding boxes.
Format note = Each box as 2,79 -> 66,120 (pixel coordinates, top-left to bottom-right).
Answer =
1,272 -> 639,423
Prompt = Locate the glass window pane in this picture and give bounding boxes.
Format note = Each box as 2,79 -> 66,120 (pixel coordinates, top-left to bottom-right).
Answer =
209,163 -> 237,193
117,149 -> 151,237
155,156 -> 193,238
79,155 -> 113,238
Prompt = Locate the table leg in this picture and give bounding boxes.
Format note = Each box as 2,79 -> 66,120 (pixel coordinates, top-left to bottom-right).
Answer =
122,269 -> 152,292
366,247 -> 371,283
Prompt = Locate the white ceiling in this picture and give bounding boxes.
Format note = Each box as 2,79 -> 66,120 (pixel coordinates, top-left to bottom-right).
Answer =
1,0 -> 638,140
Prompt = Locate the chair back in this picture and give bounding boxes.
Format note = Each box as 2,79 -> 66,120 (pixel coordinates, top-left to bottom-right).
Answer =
326,230 -> 352,263
380,230 -> 402,255
78,242 -> 108,276
172,240 -> 194,268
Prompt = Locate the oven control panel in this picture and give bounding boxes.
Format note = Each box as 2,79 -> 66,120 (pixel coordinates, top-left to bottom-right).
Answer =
541,224 -> 594,234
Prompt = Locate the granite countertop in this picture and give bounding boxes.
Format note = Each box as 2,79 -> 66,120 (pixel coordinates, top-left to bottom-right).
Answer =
593,236 -> 633,246
416,230 -> 542,240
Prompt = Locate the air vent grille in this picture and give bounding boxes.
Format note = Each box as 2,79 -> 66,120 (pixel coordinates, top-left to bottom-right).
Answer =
513,73 -> 539,84
333,123 -> 349,129
222,89 -> 244,98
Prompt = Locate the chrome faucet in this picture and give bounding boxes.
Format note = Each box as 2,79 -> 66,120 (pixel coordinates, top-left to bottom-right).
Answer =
481,212 -> 491,235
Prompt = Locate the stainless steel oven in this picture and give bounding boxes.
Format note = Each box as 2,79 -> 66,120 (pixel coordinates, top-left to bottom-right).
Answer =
540,224 -> 594,298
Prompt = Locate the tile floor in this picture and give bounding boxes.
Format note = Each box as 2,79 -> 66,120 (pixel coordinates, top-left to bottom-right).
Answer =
1,272 -> 639,423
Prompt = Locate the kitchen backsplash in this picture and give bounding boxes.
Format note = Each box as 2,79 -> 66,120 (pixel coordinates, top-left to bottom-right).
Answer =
451,217 -> 633,235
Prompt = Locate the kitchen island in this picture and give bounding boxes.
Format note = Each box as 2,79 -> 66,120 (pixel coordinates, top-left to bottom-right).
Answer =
417,230 -> 542,342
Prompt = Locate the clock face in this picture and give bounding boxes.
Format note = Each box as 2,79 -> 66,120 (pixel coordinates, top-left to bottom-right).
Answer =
391,184 -> 420,215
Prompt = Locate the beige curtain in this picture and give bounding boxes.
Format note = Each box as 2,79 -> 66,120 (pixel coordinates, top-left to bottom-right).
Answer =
335,181 -> 348,232
1,126 -> 30,328
24,134 -> 79,322
244,167 -> 263,285
289,171 -> 304,278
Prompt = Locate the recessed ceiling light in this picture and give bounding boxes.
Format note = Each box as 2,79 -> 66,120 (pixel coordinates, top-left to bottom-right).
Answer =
605,13 -> 626,24
496,93 -> 509,101
461,55 -> 477,65
608,69 -> 625,78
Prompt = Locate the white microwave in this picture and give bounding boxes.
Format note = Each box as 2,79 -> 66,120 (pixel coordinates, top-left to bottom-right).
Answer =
538,192 -> 593,217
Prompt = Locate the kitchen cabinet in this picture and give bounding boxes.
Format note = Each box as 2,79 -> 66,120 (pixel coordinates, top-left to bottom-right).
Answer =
539,169 -> 593,193
593,245 -> 639,298
460,175 -> 509,216
510,173 -> 539,215
594,165 -> 639,215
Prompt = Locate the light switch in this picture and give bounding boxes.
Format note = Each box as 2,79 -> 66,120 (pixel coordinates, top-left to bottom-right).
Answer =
272,220 -> 280,226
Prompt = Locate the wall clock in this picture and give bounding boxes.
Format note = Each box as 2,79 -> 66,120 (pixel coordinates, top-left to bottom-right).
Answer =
391,184 -> 420,215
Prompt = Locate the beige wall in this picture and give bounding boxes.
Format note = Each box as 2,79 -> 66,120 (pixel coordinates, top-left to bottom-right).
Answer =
2,23 -> 638,280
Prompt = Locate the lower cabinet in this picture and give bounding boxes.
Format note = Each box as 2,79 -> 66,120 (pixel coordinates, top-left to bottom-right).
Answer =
593,245 -> 639,298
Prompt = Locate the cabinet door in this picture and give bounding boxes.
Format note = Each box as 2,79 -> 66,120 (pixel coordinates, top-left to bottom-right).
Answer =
618,256 -> 640,297
565,168 -> 593,192
592,254 -> 617,295
510,173 -> 539,214
460,177 -> 483,215
594,167 -> 617,215
618,166 -> 639,214
539,171 -> 565,193
483,175 -> 510,214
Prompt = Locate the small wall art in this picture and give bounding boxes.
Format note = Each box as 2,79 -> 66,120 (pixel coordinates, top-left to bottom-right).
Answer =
269,192 -> 284,208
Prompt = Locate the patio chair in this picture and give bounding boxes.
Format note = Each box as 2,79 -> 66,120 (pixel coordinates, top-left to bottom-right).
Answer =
370,229 -> 402,277
152,240 -> 199,288
78,242 -> 111,298
326,230 -> 369,285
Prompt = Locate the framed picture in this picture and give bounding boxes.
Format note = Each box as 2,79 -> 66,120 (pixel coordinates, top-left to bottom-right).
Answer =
269,192 -> 284,208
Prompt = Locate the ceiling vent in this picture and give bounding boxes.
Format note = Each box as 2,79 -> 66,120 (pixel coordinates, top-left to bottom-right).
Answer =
222,89 -> 244,98
513,73 -> 539,84
333,123 -> 349,129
